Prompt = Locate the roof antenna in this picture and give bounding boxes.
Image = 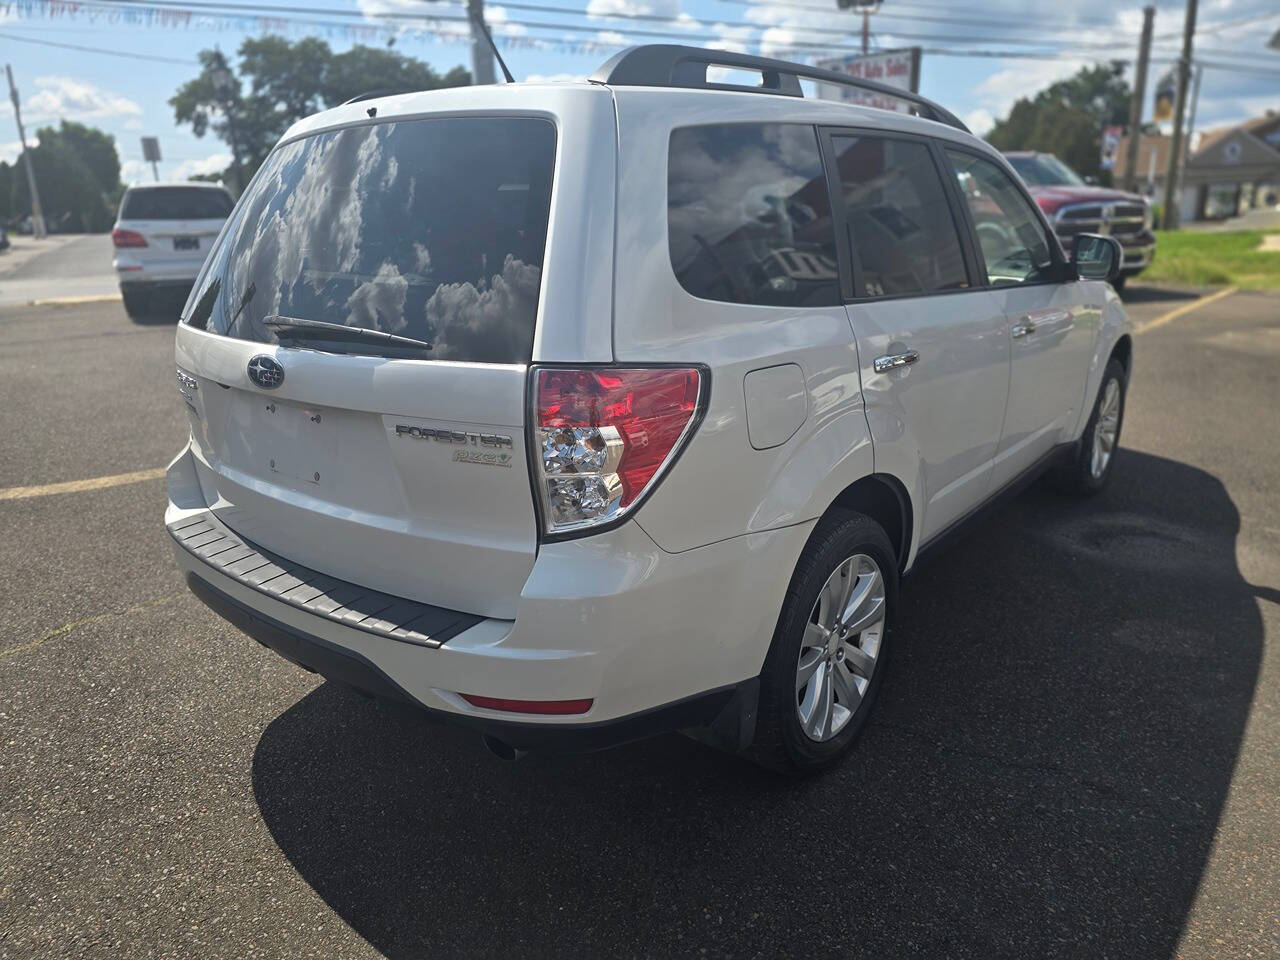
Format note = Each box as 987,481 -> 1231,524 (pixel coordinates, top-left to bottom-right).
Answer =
469,9 -> 515,84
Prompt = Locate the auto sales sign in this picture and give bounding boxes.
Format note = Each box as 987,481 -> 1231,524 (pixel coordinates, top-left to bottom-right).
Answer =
814,48 -> 922,112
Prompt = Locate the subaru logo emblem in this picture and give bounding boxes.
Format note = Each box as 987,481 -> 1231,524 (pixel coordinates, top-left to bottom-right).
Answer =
247,355 -> 284,390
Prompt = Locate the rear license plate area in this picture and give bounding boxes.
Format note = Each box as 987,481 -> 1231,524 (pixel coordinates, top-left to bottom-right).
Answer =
173,237 -> 199,251
255,399 -> 335,485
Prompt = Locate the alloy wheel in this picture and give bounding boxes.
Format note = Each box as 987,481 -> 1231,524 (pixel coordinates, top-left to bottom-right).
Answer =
1091,378 -> 1121,479
795,554 -> 886,742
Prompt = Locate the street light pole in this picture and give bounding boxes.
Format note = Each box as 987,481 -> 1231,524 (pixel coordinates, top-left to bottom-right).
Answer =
1123,6 -> 1155,194
1162,0 -> 1198,230
5,64 -> 46,239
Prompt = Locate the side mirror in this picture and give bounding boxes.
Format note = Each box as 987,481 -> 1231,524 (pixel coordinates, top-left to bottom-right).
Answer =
1071,233 -> 1123,284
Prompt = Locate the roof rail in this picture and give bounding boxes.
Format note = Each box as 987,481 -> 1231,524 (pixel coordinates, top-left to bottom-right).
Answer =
590,45 -> 969,134
340,89 -> 413,106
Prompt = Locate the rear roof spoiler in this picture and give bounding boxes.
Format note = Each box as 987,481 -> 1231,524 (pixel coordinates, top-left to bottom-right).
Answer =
590,44 -> 969,134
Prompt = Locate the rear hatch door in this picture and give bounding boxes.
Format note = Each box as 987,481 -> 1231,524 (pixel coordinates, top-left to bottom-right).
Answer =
175,115 -> 559,620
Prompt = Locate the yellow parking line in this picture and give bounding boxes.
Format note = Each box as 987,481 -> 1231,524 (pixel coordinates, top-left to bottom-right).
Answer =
28,293 -> 122,306
1136,285 -> 1238,335
0,596 -> 176,660
0,467 -> 164,502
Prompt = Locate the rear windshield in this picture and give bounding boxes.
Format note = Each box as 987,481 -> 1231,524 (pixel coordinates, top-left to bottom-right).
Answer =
184,117 -> 557,364
122,187 -> 233,220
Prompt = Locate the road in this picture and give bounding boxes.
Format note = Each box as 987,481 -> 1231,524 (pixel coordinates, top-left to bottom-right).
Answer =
0,235 -> 117,306
1,288 -> 1277,959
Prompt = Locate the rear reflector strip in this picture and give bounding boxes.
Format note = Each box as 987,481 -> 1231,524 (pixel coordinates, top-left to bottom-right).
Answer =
460,694 -> 593,715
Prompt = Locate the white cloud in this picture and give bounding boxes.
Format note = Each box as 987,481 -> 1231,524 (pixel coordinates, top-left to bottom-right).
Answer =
23,75 -> 142,123
485,6 -> 528,37
964,109 -> 996,138
119,159 -> 152,186
586,0 -> 682,17
0,139 -> 31,164
971,58 -> 1093,123
174,152 -> 234,180
597,30 -> 627,46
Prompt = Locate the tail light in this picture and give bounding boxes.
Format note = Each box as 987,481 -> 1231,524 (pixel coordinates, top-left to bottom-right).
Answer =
460,694 -> 593,715
112,228 -> 147,248
533,366 -> 704,537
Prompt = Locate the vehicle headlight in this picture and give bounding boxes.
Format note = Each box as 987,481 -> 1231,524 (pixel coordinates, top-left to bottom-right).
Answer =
1143,201 -> 1154,230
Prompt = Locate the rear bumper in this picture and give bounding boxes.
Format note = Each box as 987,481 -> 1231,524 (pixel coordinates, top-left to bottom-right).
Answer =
114,254 -> 204,285
166,444 -> 805,751
184,569 -> 754,752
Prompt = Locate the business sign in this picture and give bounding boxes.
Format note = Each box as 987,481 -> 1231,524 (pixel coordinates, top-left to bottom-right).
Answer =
814,48 -> 922,113
141,137 -> 162,163
1099,125 -> 1123,170
1153,69 -> 1176,123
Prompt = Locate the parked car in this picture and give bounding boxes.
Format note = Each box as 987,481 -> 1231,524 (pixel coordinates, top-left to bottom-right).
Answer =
1003,151 -> 1154,290
165,46 -> 1132,773
112,182 -> 234,318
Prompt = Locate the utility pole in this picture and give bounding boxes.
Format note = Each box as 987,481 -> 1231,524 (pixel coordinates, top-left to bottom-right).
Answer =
1176,63 -> 1204,216
467,0 -> 496,86
1123,6 -> 1155,194
1162,0 -> 1197,230
5,64 -> 46,239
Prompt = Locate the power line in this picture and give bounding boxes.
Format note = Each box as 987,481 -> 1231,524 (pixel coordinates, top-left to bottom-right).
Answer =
0,30 -> 198,64
87,0 -> 1137,53
713,0 -> 1125,34
11,0 -> 1280,79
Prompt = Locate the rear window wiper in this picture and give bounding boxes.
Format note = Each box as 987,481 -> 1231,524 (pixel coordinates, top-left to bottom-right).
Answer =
263,315 -> 433,354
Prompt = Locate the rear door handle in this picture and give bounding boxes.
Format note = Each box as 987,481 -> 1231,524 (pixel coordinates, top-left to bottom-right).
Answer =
873,350 -> 920,373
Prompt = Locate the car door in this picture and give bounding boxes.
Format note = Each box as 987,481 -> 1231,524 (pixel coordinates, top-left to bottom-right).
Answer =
823,129 -> 1010,544
944,149 -> 1098,490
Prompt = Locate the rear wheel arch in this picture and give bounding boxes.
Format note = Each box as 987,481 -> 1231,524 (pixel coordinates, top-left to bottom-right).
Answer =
824,474 -> 912,573
1110,334 -> 1133,379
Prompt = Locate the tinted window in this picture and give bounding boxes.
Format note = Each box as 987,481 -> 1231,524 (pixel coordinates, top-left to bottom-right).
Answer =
185,117 -> 556,364
1004,153 -> 1085,187
830,135 -> 969,298
122,187 -> 233,220
947,151 -> 1056,286
668,124 -> 839,307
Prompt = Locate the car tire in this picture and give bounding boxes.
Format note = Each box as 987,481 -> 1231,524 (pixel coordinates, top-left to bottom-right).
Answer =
748,510 -> 897,775
1051,357 -> 1127,496
121,288 -> 150,319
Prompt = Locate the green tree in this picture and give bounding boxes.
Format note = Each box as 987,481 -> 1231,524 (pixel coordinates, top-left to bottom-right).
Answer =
0,162 -> 12,222
171,37 -> 470,189
10,138 -> 112,233
986,63 -> 1133,182
7,122 -> 121,232
53,121 -> 123,198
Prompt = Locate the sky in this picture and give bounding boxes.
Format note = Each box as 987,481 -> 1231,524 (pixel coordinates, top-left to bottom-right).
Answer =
1,0 -> 1277,184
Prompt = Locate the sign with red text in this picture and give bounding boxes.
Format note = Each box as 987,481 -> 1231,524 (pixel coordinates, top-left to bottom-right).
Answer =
814,48 -> 921,113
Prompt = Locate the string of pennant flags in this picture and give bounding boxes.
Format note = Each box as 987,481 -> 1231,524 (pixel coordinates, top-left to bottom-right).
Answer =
0,0 -> 628,54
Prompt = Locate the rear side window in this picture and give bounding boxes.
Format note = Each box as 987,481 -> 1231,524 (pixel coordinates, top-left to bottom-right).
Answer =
185,117 -> 556,364
829,135 -> 969,298
122,187 -> 233,220
668,124 -> 839,307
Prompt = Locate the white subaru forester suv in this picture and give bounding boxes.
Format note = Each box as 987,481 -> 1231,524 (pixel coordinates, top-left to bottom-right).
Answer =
166,46 -> 1132,773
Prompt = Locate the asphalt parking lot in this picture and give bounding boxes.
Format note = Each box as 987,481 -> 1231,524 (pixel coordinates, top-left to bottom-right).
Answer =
1,241 -> 1277,958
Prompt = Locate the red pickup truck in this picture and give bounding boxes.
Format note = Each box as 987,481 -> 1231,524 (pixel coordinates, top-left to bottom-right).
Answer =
1004,151 -> 1156,290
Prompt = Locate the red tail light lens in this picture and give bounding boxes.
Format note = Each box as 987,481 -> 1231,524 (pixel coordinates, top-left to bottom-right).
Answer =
460,694 -> 593,715
534,366 -> 703,535
111,228 -> 147,248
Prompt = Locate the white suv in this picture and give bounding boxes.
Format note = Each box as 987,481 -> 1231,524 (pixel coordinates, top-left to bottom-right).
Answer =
113,182 -> 235,318
165,46 -> 1131,773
